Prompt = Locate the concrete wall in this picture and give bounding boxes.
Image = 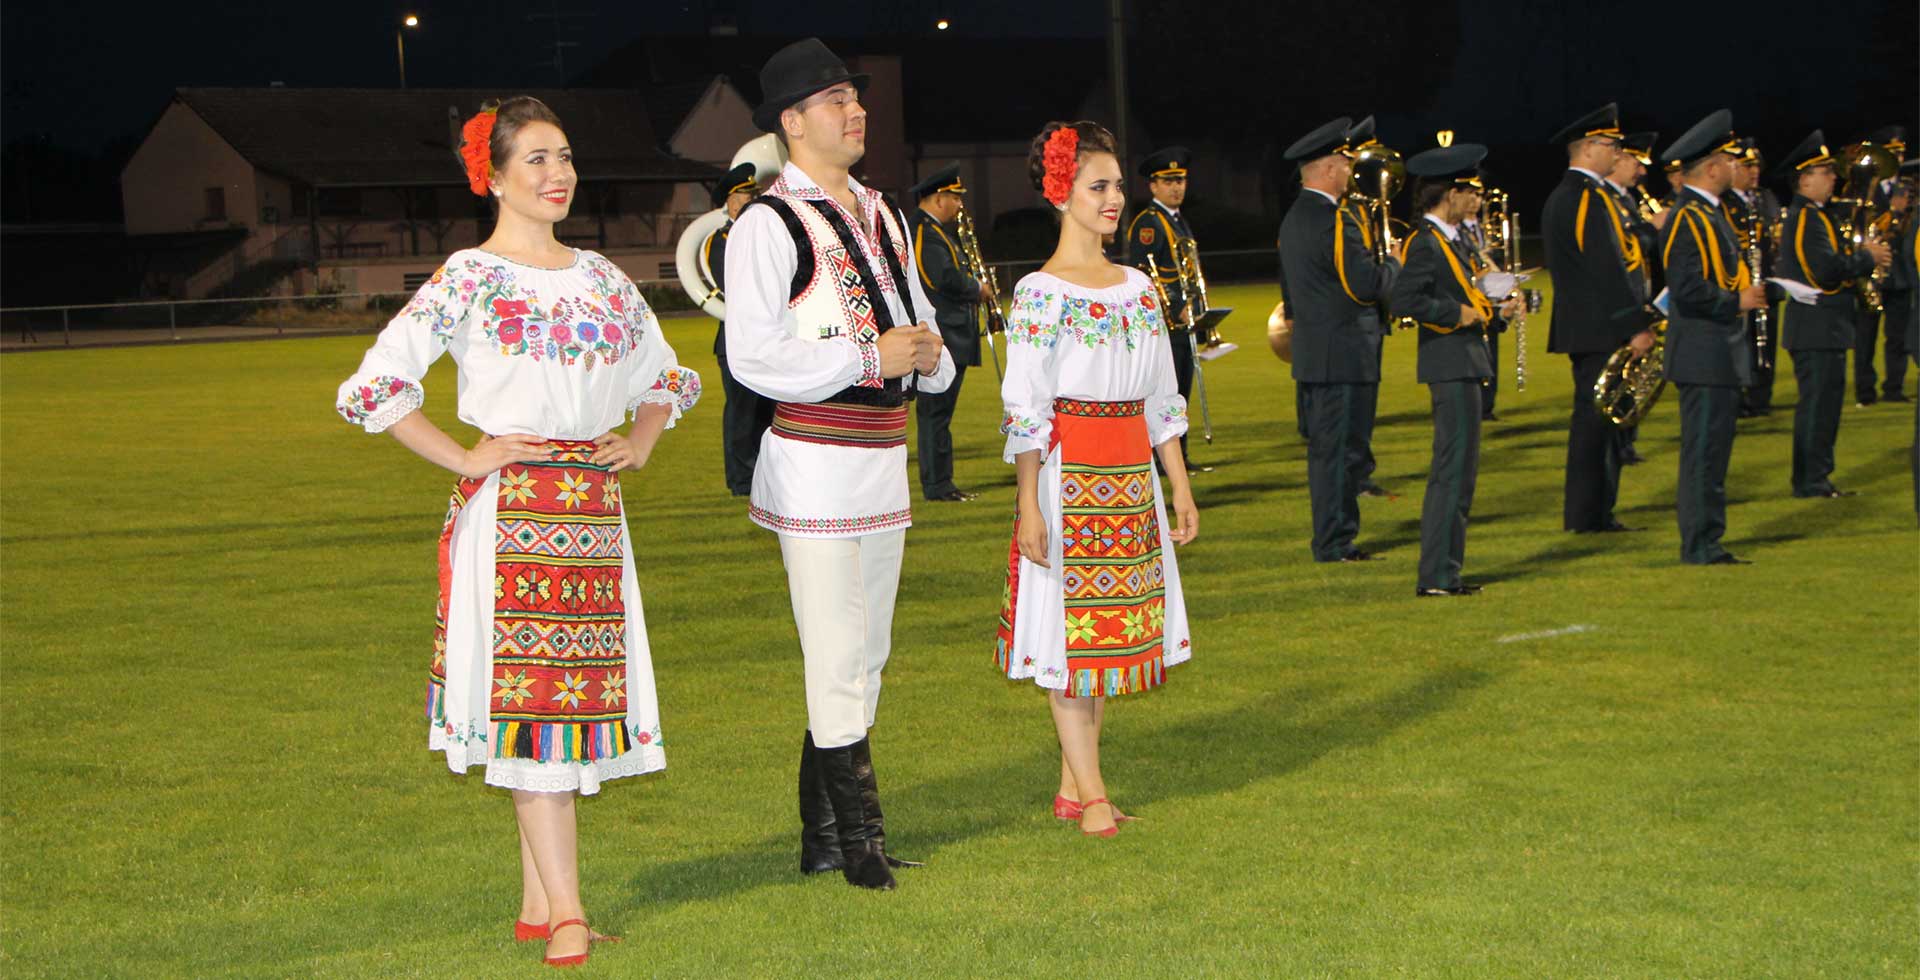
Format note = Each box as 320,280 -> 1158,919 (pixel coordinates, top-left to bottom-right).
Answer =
325,245 -> 680,296
665,78 -> 761,165
122,101 -> 258,237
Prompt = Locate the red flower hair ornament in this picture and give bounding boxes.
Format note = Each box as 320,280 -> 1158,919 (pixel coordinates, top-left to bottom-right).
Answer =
460,110 -> 498,197
1041,127 -> 1079,209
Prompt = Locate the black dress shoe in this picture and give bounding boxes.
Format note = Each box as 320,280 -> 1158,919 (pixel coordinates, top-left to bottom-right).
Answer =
928,489 -> 977,502
1415,586 -> 1473,597
1884,391 -> 1912,403
1575,520 -> 1640,534
1482,411 -> 1501,422
1338,549 -> 1383,562
1453,583 -> 1484,594
1703,553 -> 1753,565
1358,481 -> 1392,498
1618,451 -> 1646,466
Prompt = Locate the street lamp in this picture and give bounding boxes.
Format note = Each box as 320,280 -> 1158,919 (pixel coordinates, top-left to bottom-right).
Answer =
935,19 -> 950,30
397,14 -> 420,89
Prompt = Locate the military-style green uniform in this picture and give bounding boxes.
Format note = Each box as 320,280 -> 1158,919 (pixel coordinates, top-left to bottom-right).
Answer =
1393,214 -> 1495,590
906,177 -> 981,499
1662,173 -> 1753,563
1778,193 -> 1876,495
1855,126 -> 1911,404
1127,181 -> 1197,460
1725,182 -> 1783,413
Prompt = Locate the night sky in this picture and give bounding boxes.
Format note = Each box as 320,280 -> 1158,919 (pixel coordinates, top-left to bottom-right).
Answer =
2,0 -> 1914,217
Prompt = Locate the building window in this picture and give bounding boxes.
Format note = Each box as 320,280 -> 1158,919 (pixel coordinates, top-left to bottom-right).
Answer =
317,189 -> 363,216
204,187 -> 227,221
291,184 -> 310,218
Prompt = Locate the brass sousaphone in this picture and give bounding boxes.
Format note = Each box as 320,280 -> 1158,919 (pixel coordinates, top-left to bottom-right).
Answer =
674,134 -> 788,319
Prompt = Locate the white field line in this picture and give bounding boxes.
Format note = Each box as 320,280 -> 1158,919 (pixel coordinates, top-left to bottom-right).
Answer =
1495,624 -> 1599,644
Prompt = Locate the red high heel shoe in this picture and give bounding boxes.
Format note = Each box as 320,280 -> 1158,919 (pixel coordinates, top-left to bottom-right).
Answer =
515,919 -> 549,942
1055,795 -> 1137,823
543,919 -> 620,967
1079,798 -> 1119,838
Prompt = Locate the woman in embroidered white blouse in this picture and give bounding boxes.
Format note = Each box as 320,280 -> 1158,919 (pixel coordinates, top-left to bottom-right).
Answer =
994,121 -> 1198,838
334,97 -> 698,966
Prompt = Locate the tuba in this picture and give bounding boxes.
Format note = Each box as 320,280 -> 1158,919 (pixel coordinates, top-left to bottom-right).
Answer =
1834,140 -> 1898,312
953,201 -> 1007,380
1594,314 -> 1668,426
674,134 -> 788,319
1347,139 -> 1407,267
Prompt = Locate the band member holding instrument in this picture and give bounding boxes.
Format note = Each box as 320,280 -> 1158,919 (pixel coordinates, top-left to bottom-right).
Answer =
1127,146 -> 1208,471
1456,191 -> 1504,422
1392,144 -> 1522,597
1541,103 -> 1650,534
1901,158 -> 1920,521
1856,126 -> 1911,406
1729,142 -> 1785,417
1657,111 -> 1770,564
907,163 -> 989,502
725,37 -> 955,891
1279,117 -> 1399,562
1774,131 -> 1891,498
1603,130 -> 1663,465
710,162 -> 777,497
1342,116 -> 1394,496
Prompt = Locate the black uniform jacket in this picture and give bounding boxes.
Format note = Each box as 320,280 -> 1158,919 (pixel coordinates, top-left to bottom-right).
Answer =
1607,181 -> 1660,303
1392,217 -> 1496,384
1776,196 -> 1877,351
1542,169 -> 1649,353
1280,188 -> 1399,383
1661,187 -> 1751,386
908,207 -> 982,366
1127,200 -> 1192,325
707,220 -> 731,356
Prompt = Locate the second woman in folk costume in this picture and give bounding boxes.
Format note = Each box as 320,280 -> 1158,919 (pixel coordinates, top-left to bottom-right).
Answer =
333,97 -> 700,967
995,121 -> 1199,838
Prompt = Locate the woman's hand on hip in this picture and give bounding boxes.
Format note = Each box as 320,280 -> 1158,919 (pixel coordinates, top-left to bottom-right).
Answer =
459,434 -> 550,479
591,431 -> 649,471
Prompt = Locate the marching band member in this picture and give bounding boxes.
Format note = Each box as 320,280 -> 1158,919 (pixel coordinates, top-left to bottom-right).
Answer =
1279,116 -> 1399,562
1729,142 -> 1785,417
1540,103 -> 1649,534
1657,111 -> 1770,564
1127,145 -> 1208,470
1342,116 -> 1392,495
1901,158 -> 1920,520
1856,126 -> 1912,406
724,37 -> 955,891
1603,130 -> 1663,465
1392,144 -> 1521,596
710,162 -> 776,497
906,163 -> 987,502
1773,130 -> 1891,499
1456,193 -> 1504,422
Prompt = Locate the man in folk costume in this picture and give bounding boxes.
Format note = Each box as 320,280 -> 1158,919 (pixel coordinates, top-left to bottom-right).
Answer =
723,37 -> 954,891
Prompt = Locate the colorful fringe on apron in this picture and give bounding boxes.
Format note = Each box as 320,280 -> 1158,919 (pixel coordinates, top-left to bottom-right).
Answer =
430,439 -> 635,762
996,398 -> 1170,698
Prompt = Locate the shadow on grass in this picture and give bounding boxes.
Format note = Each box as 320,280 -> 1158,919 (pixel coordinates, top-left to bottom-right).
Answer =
605,665 -> 1494,916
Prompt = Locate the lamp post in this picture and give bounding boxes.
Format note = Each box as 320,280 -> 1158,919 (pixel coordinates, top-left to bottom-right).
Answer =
397,14 -> 420,89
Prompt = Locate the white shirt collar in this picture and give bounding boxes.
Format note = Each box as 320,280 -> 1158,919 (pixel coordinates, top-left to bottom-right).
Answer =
1153,199 -> 1182,218
1305,187 -> 1340,206
1685,183 -> 1722,207
1425,214 -> 1459,240
1569,166 -> 1606,183
1605,178 -> 1628,194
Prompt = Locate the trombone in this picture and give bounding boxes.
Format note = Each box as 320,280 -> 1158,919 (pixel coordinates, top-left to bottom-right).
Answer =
954,202 -> 1007,380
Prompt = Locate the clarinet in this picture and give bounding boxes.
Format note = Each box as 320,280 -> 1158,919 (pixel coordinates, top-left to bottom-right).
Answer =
1743,204 -> 1769,371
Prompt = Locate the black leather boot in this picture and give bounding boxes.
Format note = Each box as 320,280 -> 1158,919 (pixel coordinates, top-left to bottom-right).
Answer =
850,737 -> 923,870
815,737 -> 896,890
797,731 -> 843,875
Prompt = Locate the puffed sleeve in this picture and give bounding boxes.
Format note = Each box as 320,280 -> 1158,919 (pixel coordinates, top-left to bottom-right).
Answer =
999,279 -> 1062,462
1143,284 -> 1190,447
616,266 -> 701,428
334,260 -> 469,432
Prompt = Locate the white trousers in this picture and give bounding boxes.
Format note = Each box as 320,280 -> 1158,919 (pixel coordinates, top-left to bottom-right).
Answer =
778,530 -> 905,749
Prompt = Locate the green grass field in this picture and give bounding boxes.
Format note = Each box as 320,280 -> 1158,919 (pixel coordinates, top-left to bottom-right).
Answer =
3,282 -> 1916,978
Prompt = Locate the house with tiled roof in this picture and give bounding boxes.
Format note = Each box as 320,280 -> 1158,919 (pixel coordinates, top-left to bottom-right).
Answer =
120,87 -> 723,298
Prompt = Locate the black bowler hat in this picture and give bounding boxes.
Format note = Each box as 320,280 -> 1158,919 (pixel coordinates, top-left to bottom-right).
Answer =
1772,130 -> 1835,180
1661,109 -> 1740,170
1620,131 -> 1659,166
1284,116 -> 1354,163
711,162 -> 758,208
1140,146 -> 1190,180
753,37 -> 871,132
1549,103 -> 1623,146
1407,144 -> 1487,184
907,163 -> 966,200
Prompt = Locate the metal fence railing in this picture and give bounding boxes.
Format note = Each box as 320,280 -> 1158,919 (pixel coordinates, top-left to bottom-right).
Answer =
1,248 -> 1292,351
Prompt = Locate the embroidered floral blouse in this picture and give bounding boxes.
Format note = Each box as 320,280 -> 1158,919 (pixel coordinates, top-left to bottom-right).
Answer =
335,248 -> 700,439
998,268 -> 1188,461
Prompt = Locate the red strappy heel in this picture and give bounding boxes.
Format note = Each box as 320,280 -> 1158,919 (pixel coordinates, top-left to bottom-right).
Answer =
543,918 -> 620,967
1079,798 -> 1119,838
1056,794 -> 1137,823
515,919 -> 549,942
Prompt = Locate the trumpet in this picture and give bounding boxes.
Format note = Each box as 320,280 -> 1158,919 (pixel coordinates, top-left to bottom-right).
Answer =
1594,315 -> 1669,426
954,202 -> 1007,380
1632,184 -> 1666,225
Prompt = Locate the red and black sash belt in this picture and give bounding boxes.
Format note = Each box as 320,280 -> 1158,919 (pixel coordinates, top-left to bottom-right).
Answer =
771,401 -> 910,448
